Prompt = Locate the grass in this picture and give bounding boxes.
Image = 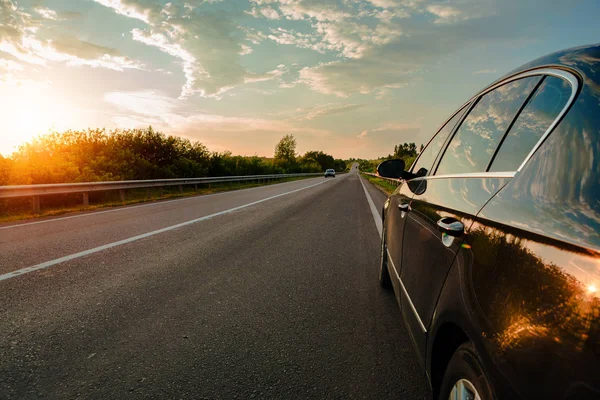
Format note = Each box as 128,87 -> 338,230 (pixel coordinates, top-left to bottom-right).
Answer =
361,173 -> 398,195
0,176 -> 315,224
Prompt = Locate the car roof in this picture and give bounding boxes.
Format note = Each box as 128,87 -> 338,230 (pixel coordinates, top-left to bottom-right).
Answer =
483,43 -> 600,92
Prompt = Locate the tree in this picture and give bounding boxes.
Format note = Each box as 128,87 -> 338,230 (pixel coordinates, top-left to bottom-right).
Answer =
302,150 -> 334,171
333,159 -> 347,172
274,134 -> 297,162
274,134 -> 297,169
393,142 -> 418,159
0,155 -> 12,185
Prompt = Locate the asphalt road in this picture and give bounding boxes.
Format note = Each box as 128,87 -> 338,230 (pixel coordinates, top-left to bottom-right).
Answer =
0,170 -> 430,399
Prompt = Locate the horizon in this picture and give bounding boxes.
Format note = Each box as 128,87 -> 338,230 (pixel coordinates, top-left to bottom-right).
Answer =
1,0 -> 598,159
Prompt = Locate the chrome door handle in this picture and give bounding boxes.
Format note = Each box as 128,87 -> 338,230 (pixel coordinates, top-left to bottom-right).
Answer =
398,202 -> 411,211
436,217 -> 464,237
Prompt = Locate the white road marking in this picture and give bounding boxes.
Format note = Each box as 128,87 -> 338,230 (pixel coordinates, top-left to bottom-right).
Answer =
0,177 -> 323,231
359,175 -> 383,236
0,179 -> 332,282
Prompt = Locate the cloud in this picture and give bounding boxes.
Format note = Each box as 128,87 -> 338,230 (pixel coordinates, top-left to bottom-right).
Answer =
92,0 -> 160,23
103,90 -> 333,153
33,6 -> 82,21
33,6 -> 58,20
275,0 -> 352,22
473,68 -> 497,75
295,0 -> 556,96
358,121 -> 421,140
313,20 -> 402,58
248,6 -> 280,19
104,90 -> 179,117
299,56 -> 417,97
0,57 -> 23,71
294,103 -> 365,120
95,0 -> 268,98
0,0 -> 143,70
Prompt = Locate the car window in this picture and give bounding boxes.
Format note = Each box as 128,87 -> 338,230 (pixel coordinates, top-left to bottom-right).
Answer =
435,76 -> 542,175
489,76 -> 572,172
410,105 -> 469,177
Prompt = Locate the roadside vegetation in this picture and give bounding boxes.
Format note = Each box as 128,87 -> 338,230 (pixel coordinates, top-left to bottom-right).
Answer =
0,128 -> 346,220
361,174 -> 398,195
0,129 -> 346,185
0,127 -> 421,220
348,142 -> 422,173
355,142 -> 423,195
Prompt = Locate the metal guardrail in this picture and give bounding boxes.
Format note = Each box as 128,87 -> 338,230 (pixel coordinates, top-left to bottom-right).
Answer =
361,172 -> 402,187
0,173 -> 323,213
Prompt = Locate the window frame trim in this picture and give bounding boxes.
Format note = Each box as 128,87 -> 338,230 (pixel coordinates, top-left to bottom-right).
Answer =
409,103 -> 471,175
422,67 -> 579,181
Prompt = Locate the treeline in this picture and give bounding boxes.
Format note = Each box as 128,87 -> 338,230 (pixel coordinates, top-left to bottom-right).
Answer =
0,128 -> 347,185
350,142 -> 423,173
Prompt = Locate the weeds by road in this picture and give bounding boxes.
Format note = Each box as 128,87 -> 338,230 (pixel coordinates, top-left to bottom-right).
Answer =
361,173 -> 398,195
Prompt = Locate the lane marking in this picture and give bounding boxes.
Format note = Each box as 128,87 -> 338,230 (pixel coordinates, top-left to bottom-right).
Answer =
0,177 -> 323,231
0,179 -> 332,282
359,175 -> 382,236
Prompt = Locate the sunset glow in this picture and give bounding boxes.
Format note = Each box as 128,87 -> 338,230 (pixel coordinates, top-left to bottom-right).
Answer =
0,0 -> 598,158
0,79 -> 75,154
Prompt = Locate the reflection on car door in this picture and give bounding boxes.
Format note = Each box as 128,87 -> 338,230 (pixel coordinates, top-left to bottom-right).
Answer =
399,176 -> 510,355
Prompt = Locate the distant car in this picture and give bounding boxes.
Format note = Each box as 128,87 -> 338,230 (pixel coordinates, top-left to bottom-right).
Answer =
324,169 -> 335,177
377,44 -> 600,400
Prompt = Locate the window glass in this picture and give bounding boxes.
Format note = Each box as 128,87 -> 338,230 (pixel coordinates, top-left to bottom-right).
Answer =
436,76 -> 542,175
490,76 -> 572,172
410,105 -> 468,177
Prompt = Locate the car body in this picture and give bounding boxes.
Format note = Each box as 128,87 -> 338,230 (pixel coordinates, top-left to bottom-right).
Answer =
378,44 -> 600,400
324,169 -> 336,177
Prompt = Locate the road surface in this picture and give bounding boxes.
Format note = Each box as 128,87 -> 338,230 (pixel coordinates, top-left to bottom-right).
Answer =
0,171 -> 430,399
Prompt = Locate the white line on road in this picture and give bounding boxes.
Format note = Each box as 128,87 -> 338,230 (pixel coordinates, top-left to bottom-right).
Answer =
0,177 -> 323,231
0,179 -> 332,282
359,175 -> 383,236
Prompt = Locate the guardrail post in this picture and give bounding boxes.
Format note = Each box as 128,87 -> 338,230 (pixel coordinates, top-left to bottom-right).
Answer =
179,185 -> 183,193
146,188 -> 150,199
82,193 -> 89,207
32,196 -> 41,214
194,183 -> 198,193
119,189 -> 125,203
159,187 -> 164,197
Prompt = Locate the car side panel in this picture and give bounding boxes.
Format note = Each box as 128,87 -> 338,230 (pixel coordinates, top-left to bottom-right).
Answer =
427,253 -> 523,400
399,177 -> 509,361
456,90 -> 600,399
385,181 -> 414,278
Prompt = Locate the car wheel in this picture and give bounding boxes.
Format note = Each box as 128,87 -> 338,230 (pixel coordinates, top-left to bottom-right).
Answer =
379,228 -> 392,289
439,342 -> 493,400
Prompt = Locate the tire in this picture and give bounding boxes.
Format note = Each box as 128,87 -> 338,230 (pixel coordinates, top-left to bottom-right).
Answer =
379,228 -> 392,289
439,342 -> 494,400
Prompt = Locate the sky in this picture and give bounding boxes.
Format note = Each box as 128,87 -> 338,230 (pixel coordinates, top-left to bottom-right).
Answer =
0,0 -> 598,159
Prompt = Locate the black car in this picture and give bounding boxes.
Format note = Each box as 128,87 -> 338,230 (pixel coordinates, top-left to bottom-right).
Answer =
377,44 -> 600,400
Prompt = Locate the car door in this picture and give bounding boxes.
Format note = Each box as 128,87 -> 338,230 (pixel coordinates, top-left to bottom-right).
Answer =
398,75 -> 545,357
385,105 -> 469,285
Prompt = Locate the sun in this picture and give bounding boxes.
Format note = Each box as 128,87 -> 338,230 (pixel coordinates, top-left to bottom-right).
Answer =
0,79 -> 72,156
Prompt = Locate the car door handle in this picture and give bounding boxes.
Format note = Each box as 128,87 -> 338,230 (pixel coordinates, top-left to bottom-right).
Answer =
398,202 -> 411,211
436,217 -> 464,237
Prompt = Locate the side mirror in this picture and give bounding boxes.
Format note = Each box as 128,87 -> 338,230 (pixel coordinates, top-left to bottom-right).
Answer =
377,159 -> 406,179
